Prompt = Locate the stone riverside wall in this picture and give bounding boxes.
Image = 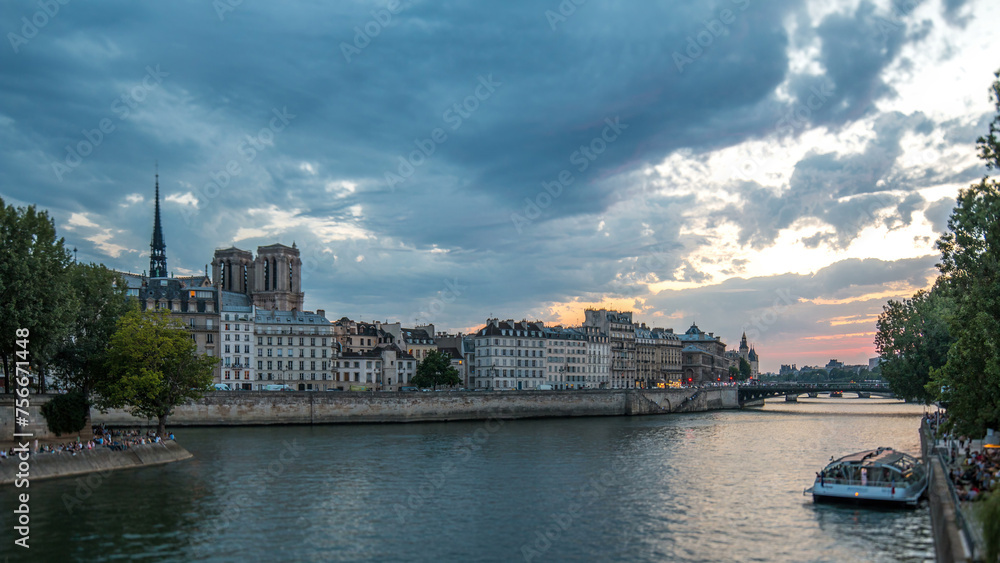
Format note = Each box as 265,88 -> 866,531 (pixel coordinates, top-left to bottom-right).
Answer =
82,388 -> 738,427
0,389 -> 737,430
0,395 -> 62,440
0,441 -> 193,486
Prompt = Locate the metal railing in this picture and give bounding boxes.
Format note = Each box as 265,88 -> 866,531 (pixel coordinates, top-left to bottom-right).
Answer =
922,421 -> 985,560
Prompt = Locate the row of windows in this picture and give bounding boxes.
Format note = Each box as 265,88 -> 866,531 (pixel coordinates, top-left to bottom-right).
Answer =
479,348 -> 545,357
259,348 -> 326,358
258,336 -> 327,346
478,338 -> 545,347
224,324 -> 251,331
259,373 -> 329,381
259,360 -> 327,370
481,369 -> 542,377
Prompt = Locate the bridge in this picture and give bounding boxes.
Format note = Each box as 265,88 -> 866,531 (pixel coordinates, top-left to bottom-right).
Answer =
738,382 -> 896,405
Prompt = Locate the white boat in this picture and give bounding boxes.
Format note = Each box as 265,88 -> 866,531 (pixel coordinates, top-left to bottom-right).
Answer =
804,447 -> 928,507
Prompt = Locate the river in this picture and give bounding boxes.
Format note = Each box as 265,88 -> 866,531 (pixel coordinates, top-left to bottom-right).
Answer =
2,397 -> 935,562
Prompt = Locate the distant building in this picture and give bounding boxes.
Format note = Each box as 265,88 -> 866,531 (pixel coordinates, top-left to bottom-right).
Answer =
212,243 -> 304,312
131,175 -> 221,376
583,309 -> 637,389
543,325 -> 588,389
254,309 -> 333,390
678,323 -> 728,384
219,291 -> 254,389
472,319 -> 547,390
779,364 -> 797,376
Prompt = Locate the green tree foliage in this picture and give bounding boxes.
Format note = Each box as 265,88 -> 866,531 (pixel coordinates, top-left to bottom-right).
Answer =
411,350 -> 462,390
976,69 -> 1000,170
0,199 -> 76,393
52,263 -> 134,412
979,490 -> 1000,563
926,69 -> 1000,436
728,365 -> 739,380
874,285 -> 953,403
40,391 -> 90,436
738,357 -> 752,381
98,309 -> 217,436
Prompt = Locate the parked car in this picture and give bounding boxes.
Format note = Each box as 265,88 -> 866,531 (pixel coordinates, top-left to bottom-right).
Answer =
213,383 -> 231,391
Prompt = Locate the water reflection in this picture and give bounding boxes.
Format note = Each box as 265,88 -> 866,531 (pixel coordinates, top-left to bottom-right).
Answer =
1,398 -> 934,562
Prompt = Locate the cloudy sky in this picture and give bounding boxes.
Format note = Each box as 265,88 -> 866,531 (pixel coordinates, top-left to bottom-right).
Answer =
3,0 -> 998,372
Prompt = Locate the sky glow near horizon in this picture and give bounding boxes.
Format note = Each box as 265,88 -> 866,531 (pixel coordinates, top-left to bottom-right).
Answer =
2,0 -> 998,372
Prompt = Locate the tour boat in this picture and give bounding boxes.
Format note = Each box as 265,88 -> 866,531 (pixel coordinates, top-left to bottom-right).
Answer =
829,391 -> 843,398
804,447 -> 928,507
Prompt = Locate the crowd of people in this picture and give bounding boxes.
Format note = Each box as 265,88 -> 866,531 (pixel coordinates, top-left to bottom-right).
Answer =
0,426 -> 174,462
925,412 -> 1000,502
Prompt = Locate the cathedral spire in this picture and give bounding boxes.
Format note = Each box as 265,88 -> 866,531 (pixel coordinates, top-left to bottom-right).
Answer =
149,165 -> 168,278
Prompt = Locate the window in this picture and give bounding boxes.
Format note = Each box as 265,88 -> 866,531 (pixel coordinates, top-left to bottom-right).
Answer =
267,349 -> 273,357
207,334 -> 214,344
311,338 -> 316,346
267,361 -> 273,369
299,337 -> 305,346
267,337 -> 273,345
258,361 -> 263,370
278,337 -> 283,345
258,337 -> 263,345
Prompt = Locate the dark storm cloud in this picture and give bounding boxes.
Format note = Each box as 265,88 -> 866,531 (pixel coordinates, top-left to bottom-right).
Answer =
0,0 -> 990,344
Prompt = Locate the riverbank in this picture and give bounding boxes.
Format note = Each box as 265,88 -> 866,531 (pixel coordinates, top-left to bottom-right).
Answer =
0,440 -> 193,486
83,387 -> 738,427
922,421 -> 988,562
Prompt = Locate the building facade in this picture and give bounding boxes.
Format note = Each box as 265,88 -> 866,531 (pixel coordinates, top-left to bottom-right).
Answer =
583,309 -> 637,389
219,291 -> 254,389
678,323 -> 729,385
473,319 -> 547,390
254,309 -> 334,390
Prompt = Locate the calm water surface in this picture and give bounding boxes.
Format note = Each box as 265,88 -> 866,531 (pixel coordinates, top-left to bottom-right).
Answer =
2,397 -> 935,562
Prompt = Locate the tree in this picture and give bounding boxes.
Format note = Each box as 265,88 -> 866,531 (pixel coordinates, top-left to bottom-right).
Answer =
728,365 -> 739,380
874,285 -> 954,403
925,68 -> 1000,435
738,357 -> 752,381
40,391 -> 89,436
411,350 -> 461,390
0,199 -> 76,393
52,263 -> 134,418
97,309 -> 217,436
